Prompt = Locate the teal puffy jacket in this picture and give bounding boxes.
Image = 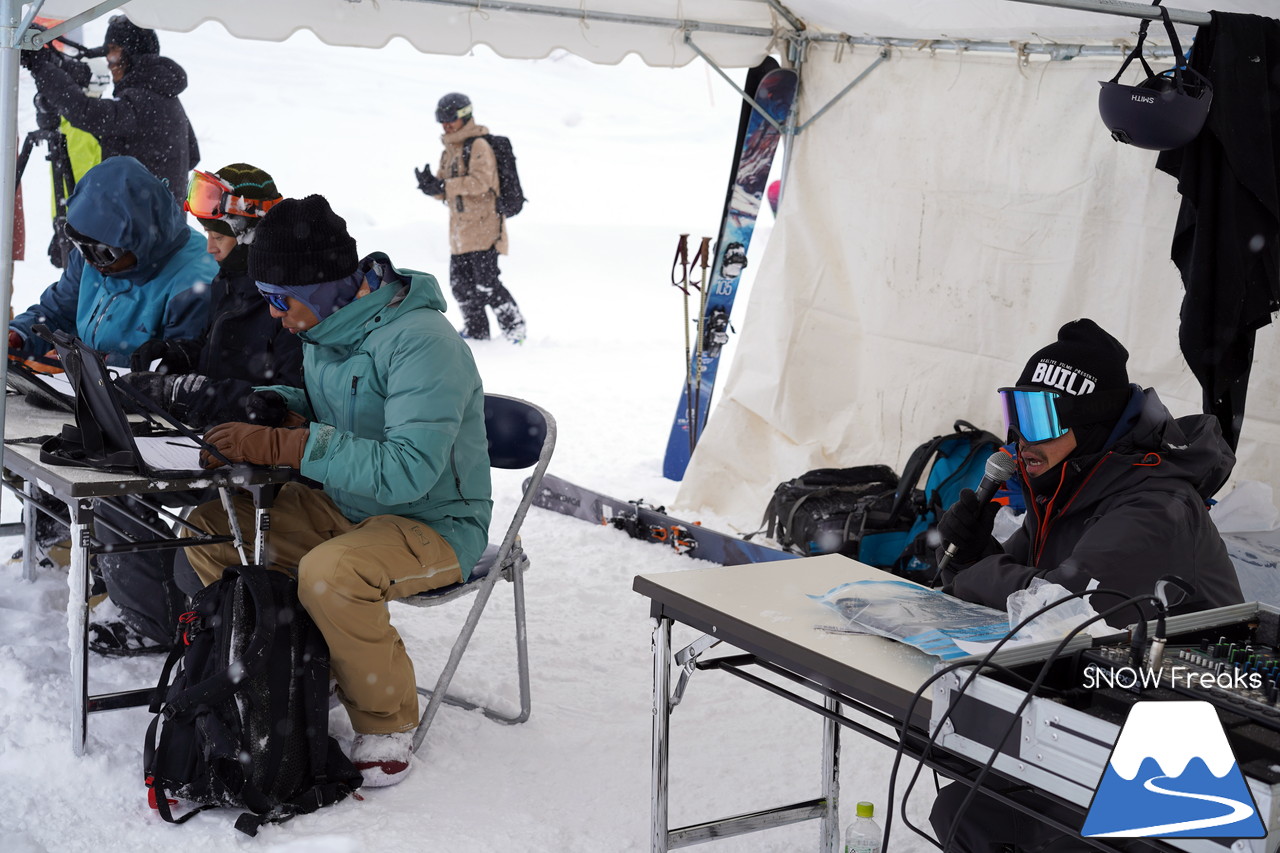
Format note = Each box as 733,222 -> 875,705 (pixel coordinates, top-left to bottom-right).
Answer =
264,254 -> 493,578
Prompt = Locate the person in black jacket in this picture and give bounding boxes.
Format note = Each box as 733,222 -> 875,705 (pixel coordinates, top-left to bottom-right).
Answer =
24,15 -> 198,200
89,164 -> 300,656
120,163 -> 303,428
929,318 -> 1244,853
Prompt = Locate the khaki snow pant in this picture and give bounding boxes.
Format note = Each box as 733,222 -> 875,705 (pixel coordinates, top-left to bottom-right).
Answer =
182,481 -> 463,734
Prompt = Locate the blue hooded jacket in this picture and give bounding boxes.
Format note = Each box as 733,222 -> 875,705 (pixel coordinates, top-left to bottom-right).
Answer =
10,156 -> 215,366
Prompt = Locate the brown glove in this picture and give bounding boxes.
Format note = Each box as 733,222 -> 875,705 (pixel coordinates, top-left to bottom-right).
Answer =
200,422 -> 309,470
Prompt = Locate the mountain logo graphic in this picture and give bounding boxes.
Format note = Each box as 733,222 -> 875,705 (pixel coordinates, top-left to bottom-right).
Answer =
1081,700 -> 1266,838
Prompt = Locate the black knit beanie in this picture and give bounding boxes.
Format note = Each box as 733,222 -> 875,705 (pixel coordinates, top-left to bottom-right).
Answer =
248,194 -> 358,287
103,16 -> 159,57
196,163 -> 280,239
1016,318 -> 1131,431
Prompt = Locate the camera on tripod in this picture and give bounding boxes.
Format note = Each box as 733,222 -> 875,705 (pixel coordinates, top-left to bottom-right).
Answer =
17,24 -> 97,269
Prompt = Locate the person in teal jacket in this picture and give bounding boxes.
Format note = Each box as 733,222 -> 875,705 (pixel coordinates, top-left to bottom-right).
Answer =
183,195 -> 492,790
8,155 -> 214,365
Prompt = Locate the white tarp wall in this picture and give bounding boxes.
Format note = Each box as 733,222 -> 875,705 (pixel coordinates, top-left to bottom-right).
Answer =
678,42 -> 1280,525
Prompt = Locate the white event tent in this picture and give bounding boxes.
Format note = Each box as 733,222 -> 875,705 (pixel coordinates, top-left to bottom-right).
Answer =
2,0 -> 1276,528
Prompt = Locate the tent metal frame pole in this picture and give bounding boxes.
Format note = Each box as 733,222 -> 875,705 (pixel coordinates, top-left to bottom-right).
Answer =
11,0 -> 128,50
683,32 -> 786,135
0,0 -> 20,455
397,0 -> 776,39
1002,0 -> 1212,27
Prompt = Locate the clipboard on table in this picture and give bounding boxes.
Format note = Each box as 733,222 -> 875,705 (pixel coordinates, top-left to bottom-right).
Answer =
6,354 -> 76,413
35,327 -> 231,476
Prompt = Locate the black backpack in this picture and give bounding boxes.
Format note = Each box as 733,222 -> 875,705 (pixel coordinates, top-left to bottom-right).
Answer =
462,134 -> 525,217
752,464 -> 901,558
755,420 -> 1003,579
144,565 -> 362,836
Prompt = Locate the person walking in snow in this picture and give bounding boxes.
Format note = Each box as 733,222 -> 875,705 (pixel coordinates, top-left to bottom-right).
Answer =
24,15 -> 199,200
182,195 -> 493,788
929,317 -> 1244,852
415,92 -> 526,343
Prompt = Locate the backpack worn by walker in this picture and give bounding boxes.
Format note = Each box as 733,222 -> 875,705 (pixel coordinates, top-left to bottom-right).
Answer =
144,564 -> 362,836
462,134 -> 525,217
758,420 -> 1002,581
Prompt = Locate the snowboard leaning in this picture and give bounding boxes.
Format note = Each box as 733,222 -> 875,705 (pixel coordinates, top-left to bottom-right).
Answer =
529,473 -> 797,566
662,65 -> 798,481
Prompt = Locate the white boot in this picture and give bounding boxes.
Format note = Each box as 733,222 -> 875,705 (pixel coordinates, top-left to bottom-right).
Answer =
351,731 -> 414,787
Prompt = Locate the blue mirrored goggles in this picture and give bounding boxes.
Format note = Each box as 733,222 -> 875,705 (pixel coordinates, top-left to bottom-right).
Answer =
255,283 -> 290,312
998,387 -> 1068,444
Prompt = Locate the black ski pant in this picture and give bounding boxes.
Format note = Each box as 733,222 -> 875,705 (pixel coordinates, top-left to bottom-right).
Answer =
450,248 -> 525,340
93,496 -> 185,645
28,491 -> 184,645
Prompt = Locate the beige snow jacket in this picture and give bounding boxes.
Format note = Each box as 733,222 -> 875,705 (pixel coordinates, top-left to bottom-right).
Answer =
434,122 -> 508,256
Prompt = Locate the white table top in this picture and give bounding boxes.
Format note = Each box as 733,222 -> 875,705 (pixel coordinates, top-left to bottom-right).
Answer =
634,553 -> 941,726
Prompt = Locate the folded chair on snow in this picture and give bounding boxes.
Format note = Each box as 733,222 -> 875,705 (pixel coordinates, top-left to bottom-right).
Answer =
394,393 -> 556,752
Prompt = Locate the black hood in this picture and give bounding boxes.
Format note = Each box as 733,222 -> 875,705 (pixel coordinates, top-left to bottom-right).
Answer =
114,54 -> 187,98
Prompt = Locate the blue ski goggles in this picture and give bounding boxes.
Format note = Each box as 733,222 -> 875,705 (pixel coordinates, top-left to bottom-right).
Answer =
255,282 -> 291,312
998,387 -> 1068,444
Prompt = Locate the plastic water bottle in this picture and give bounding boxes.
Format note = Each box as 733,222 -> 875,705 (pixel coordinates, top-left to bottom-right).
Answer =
843,801 -> 882,853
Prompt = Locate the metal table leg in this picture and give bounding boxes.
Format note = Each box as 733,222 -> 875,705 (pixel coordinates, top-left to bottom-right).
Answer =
68,497 -> 92,756
821,695 -> 841,852
652,616 -> 672,853
20,479 -> 37,581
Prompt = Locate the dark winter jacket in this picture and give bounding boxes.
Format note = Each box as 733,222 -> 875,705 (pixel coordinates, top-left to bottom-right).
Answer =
950,386 -> 1244,627
9,156 -> 215,366
151,255 -> 305,428
31,53 -> 199,199
263,253 -> 493,577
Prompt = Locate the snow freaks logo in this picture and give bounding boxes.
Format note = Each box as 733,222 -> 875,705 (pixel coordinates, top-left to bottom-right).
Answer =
1081,701 -> 1266,839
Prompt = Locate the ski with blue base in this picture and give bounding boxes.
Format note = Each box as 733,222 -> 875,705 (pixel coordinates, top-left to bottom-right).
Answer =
662,64 -> 798,481
529,473 -> 797,566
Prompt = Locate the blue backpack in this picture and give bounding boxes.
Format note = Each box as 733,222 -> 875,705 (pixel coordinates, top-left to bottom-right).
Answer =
853,420 -> 1003,579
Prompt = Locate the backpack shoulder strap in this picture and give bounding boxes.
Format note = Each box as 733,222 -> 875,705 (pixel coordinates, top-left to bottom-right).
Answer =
461,134 -> 493,174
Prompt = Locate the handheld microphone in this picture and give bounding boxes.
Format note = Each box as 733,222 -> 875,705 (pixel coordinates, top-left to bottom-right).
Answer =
937,451 -> 1019,571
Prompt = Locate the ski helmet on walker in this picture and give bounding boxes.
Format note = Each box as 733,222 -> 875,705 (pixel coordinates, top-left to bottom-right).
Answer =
1097,6 -> 1211,151
436,92 -> 472,124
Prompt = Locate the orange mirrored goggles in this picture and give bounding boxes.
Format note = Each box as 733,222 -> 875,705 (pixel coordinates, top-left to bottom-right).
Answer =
183,170 -> 281,221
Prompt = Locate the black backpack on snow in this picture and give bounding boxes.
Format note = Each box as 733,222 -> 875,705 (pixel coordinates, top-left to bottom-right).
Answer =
462,134 -> 526,217
143,565 -> 362,836
757,420 -> 1002,581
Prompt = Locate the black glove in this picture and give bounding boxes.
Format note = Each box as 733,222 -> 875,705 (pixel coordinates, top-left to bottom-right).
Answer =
130,339 -> 173,372
19,44 -> 52,72
130,338 -> 198,374
415,167 -> 444,196
244,389 -> 289,427
935,488 -> 1001,566
115,371 -> 174,406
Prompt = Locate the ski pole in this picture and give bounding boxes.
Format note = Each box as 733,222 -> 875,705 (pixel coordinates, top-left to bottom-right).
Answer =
689,237 -> 713,447
671,235 -> 697,450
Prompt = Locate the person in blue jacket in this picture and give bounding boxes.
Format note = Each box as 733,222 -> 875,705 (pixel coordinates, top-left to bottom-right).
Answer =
182,195 -> 492,789
8,155 -> 214,364
7,155 -> 215,656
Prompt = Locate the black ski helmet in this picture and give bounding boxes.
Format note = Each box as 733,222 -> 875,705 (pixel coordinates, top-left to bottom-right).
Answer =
1097,7 -> 1212,151
436,92 -> 473,124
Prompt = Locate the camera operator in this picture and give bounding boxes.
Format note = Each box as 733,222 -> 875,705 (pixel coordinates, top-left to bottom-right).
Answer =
22,15 -> 198,201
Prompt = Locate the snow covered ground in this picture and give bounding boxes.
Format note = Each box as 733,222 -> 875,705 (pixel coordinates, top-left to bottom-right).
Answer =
0,19 -> 946,853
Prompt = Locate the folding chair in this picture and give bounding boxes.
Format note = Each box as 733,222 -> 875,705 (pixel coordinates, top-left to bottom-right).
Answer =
396,393 -> 556,753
